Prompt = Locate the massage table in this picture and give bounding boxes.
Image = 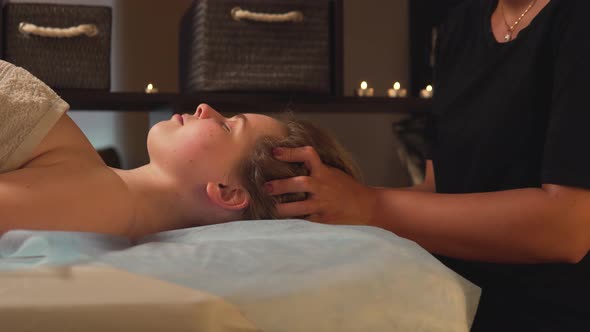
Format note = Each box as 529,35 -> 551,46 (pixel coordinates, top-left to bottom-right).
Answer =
0,219 -> 480,331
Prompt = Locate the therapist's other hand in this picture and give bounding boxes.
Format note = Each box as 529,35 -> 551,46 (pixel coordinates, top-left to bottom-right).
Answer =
265,146 -> 377,225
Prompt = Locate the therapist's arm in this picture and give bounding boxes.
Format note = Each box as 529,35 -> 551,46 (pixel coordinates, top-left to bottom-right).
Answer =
371,183 -> 590,264
267,147 -> 590,265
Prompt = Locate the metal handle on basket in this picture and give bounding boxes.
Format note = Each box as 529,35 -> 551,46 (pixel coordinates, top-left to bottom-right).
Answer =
18,22 -> 99,38
231,7 -> 304,23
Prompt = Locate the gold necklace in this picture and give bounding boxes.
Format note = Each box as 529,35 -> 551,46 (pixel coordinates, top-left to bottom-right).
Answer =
500,0 -> 538,41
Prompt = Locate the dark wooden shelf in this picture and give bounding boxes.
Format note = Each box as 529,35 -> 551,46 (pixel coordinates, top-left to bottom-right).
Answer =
56,90 -> 176,112
56,90 -> 432,114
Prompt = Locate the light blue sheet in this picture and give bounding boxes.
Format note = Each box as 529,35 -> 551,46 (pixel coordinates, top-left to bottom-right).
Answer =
0,230 -> 130,269
0,220 -> 481,332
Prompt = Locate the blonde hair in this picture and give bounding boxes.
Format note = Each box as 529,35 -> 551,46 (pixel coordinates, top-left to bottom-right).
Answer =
237,114 -> 362,220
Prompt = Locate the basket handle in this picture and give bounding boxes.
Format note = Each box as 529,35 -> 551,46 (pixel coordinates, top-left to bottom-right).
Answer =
18,22 -> 99,38
231,7 -> 304,23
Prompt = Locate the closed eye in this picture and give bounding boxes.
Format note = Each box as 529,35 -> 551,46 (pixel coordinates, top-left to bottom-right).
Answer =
222,122 -> 231,132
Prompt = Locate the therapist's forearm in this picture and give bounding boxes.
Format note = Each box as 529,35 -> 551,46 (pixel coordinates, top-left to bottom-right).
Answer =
368,187 -> 583,264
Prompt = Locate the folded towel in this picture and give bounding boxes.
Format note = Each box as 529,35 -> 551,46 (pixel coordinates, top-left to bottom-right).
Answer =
0,60 -> 69,173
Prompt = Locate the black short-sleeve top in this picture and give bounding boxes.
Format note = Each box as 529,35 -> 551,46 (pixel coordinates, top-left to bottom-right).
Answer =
430,0 -> 590,327
432,0 -> 590,193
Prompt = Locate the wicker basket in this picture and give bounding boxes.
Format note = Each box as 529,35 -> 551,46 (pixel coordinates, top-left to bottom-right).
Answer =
2,2 -> 111,90
180,0 -> 332,93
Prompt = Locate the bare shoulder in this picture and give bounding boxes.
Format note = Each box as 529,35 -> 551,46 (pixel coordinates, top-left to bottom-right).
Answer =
25,112 -> 103,168
0,113 -> 135,235
0,162 -> 135,236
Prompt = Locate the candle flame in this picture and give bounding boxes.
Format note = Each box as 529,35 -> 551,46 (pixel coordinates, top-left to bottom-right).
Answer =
393,82 -> 401,90
426,85 -> 433,92
147,83 -> 154,90
360,81 -> 368,89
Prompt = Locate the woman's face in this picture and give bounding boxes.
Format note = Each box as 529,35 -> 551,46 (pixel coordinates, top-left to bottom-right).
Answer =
147,103 -> 286,186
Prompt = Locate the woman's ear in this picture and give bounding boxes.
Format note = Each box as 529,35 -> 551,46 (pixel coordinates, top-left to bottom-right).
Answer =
206,182 -> 250,211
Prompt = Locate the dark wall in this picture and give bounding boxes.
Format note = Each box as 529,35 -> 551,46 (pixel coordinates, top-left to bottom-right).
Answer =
1,0 -> 4,58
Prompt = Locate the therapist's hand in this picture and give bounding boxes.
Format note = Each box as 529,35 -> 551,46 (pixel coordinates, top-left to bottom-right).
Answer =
265,146 -> 378,225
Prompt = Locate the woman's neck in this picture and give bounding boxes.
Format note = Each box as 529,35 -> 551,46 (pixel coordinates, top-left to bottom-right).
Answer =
111,164 -> 209,240
501,0 -> 536,13
500,0 -> 551,17
492,0 -> 550,42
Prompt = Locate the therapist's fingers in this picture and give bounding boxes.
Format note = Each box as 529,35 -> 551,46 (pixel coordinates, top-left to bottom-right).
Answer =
273,146 -> 323,174
275,199 -> 319,219
266,175 -> 318,196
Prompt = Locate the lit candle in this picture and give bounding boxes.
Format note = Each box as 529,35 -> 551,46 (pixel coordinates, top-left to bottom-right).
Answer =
356,81 -> 374,97
387,82 -> 407,98
420,84 -> 433,99
145,83 -> 159,94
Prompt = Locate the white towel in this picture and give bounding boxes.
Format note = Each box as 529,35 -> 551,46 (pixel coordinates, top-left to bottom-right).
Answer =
0,60 -> 69,173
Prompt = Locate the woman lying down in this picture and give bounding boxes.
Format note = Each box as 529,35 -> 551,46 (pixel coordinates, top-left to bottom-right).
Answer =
0,60 -> 360,240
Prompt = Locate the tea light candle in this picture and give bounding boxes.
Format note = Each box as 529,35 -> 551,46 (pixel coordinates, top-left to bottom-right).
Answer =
387,82 -> 407,98
145,83 -> 159,94
356,81 -> 374,97
420,84 -> 433,99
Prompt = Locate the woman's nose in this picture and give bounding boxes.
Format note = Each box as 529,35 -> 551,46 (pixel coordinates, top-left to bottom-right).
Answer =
195,103 -> 221,120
